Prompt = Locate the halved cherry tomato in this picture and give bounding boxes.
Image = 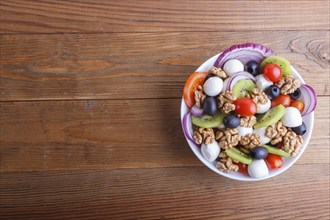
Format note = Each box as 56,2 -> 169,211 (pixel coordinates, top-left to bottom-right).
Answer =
233,161 -> 248,175
265,153 -> 283,169
183,72 -> 208,108
271,94 -> 291,108
263,64 -> 282,82
290,100 -> 305,112
233,97 -> 257,116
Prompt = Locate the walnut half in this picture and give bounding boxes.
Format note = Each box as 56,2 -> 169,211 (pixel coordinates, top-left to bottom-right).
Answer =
194,85 -> 206,108
283,130 -> 303,156
209,66 -> 227,79
216,151 -> 239,173
240,133 -> 261,152
218,91 -> 237,113
247,88 -> 268,106
193,127 -> 215,145
266,121 -> 288,145
240,116 -> 257,127
276,76 -> 301,95
215,128 -> 240,149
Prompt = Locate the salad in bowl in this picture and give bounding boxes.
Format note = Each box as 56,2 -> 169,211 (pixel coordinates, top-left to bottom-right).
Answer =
181,43 -> 316,181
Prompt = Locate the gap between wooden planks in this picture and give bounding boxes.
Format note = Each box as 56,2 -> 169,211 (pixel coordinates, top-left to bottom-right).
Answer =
1,31 -> 329,101
0,97 -> 329,173
0,0 -> 329,33
0,165 -> 329,219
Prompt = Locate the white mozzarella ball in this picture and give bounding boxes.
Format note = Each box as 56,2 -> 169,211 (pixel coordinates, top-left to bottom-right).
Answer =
248,159 -> 269,179
237,126 -> 253,137
253,127 -> 271,144
257,98 -> 271,114
281,107 -> 303,127
201,141 -> 221,162
223,59 -> 244,76
256,74 -> 273,91
203,77 -> 223,97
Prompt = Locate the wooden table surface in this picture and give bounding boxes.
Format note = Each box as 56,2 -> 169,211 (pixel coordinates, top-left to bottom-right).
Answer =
0,1 -> 329,219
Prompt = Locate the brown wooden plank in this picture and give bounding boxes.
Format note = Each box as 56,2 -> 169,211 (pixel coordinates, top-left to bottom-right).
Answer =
1,31 -> 329,101
0,0 -> 329,33
0,97 -> 328,173
1,166 -> 329,219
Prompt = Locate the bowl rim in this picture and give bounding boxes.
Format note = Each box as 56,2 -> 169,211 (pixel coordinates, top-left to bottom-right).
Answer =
180,53 -> 314,181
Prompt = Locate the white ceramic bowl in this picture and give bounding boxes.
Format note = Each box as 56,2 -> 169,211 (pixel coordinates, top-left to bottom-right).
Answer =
180,53 -> 314,181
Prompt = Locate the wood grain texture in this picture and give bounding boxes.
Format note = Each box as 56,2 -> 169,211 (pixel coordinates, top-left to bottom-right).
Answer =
0,0 -> 329,33
1,31 -> 329,101
1,97 -> 329,173
1,166 -> 329,219
1,0 -> 329,219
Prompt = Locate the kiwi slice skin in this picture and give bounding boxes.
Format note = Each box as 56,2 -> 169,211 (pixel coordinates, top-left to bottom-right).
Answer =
263,144 -> 290,157
261,56 -> 292,77
232,79 -> 256,98
225,148 -> 252,165
192,111 -> 226,128
254,104 -> 285,129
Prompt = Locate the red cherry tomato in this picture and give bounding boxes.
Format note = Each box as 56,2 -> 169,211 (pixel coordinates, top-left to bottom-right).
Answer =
233,97 -> 257,116
291,100 -> 305,112
183,72 -> 208,108
233,162 -> 248,174
265,154 -> 283,169
263,64 -> 282,82
271,94 -> 291,108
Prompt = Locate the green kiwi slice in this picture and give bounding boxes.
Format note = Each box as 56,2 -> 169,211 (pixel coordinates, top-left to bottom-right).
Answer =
263,144 -> 290,157
192,111 -> 227,128
261,55 -> 292,77
225,148 -> 252,165
254,104 -> 285,129
232,79 -> 256,98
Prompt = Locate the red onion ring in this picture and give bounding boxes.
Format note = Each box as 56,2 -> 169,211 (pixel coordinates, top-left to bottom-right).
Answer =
225,71 -> 256,91
182,112 -> 200,147
299,84 -> 317,116
214,43 -> 275,68
191,105 -> 204,116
